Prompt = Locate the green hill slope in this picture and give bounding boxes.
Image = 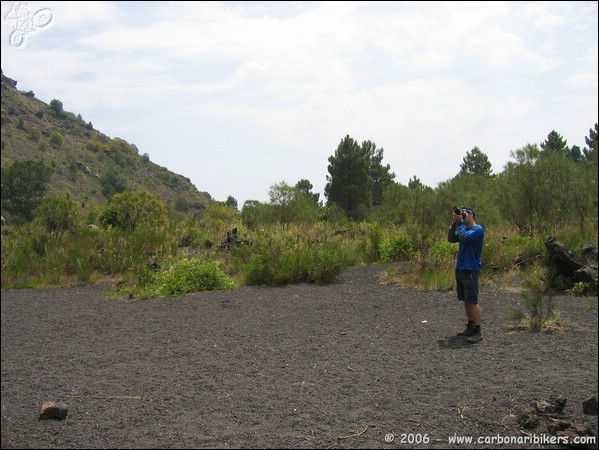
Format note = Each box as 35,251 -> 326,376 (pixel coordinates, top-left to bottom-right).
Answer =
1,70 -> 213,221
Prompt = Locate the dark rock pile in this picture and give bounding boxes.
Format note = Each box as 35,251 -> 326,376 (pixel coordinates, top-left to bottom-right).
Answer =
545,237 -> 598,296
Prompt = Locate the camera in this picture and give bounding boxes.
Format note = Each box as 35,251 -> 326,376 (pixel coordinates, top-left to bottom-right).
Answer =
453,207 -> 466,220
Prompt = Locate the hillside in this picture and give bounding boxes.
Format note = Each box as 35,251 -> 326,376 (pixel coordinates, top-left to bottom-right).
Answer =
0,70 -> 214,221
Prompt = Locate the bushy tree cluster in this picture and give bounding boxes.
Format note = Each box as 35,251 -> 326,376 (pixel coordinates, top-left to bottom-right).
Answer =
1,159 -> 52,222
238,124 -> 598,237
3,124 -> 597,242
325,135 -> 395,220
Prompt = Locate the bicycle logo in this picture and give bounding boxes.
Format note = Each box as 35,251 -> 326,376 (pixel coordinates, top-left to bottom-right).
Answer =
3,2 -> 53,48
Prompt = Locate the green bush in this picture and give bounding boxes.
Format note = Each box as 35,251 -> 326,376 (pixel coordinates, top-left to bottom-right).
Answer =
49,131 -> 63,148
200,203 -> 240,238
428,240 -> 456,265
86,140 -> 109,153
27,127 -> 41,142
34,193 -> 81,233
99,191 -> 168,231
380,232 -> 416,262
153,258 -> 236,296
1,159 -> 53,222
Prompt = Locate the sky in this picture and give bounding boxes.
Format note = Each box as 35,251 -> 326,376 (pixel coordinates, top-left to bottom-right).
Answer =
1,1 -> 597,207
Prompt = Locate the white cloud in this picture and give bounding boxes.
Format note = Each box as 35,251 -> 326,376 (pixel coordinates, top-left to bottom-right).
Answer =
1,0 -> 597,204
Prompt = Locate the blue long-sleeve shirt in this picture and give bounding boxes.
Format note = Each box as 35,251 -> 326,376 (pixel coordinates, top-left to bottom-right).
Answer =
447,221 -> 484,271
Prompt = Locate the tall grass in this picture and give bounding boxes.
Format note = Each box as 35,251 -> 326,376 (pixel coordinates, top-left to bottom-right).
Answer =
242,230 -> 366,286
0,217 -> 594,298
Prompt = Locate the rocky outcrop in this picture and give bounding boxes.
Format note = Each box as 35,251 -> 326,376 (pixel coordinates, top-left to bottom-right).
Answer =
545,237 -> 598,296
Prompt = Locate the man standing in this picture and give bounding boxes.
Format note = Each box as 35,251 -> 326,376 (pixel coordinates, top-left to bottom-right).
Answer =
448,207 -> 485,344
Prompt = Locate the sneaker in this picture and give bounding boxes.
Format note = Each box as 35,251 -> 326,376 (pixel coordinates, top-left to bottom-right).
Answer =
457,322 -> 476,336
467,331 -> 483,344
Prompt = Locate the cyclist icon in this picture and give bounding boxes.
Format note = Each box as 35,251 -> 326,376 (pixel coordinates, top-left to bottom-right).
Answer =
4,3 -> 53,48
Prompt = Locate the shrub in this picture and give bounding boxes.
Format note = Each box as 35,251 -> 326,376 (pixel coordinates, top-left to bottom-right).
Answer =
153,259 -> 235,296
27,127 -> 41,142
34,193 -> 80,233
175,196 -> 190,213
380,232 -> 416,262
1,159 -> 53,221
49,131 -> 63,148
507,291 -> 564,330
99,191 -> 168,232
49,99 -> 68,119
428,240 -> 456,265
86,140 -> 109,153
200,203 -> 240,237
